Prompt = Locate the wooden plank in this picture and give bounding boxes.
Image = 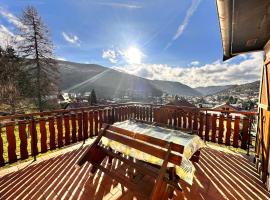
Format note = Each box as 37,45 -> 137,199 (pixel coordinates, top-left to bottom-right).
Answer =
188,112 -> 192,129
124,106 -> 128,120
178,112 -> 182,129
241,117 -> 249,149
114,107 -> 118,122
0,126 -> 4,166
39,118 -> 48,153
150,106 -> 153,122
103,109 -> 107,124
83,112 -> 88,139
6,122 -> 17,163
233,116 -> 240,148
89,111 -> 94,137
71,113 -> 77,143
142,107 -> 146,121
193,113 -> 198,131
104,130 -> 182,166
64,114 -> 70,145
107,109 -> 111,124
183,113 -> 187,129
211,114 -> 217,143
57,115 -> 63,147
199,113 -> 204,138
119,107 -> 122,121
108,125 -> 184,153
136,106 -> 139,120
77,112 -> 83,141
18,120 -> 28,159
218,114 -> 224,144
48,116 -> 56,150
205,114 -> 210,141
94,110 -> 99,136
225,115 -> 232,146
29,119 -> 38,156
151,143 -> 171,199
146,107 -> 149,122
99,110 -> 103,130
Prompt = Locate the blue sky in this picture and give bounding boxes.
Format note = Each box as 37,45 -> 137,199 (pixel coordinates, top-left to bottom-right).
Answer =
0,0 -> 263,87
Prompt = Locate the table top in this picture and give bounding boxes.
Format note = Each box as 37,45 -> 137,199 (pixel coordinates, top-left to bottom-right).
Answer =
102,120 -> 205,185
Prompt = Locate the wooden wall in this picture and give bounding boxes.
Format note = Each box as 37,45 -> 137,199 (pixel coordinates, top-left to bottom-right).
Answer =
257,40 -> 270,189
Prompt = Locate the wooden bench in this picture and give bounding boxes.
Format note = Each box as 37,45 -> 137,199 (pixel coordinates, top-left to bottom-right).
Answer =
76,123 -> 185,199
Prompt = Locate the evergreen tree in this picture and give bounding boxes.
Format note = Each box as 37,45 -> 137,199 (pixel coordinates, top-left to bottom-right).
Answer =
18,5 -> 59,111
0,45 -> 29,114
88,89 -> 97,105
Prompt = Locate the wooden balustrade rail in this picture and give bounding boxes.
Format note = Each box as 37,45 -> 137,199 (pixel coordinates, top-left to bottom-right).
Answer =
0,103 -> 257,167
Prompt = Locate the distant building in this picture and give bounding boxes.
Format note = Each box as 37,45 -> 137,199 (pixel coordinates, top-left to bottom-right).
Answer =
64,102 -> 89,109
165,98 -> 198,112
213,102 -> 240,111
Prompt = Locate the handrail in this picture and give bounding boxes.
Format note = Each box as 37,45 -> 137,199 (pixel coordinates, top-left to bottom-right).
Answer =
0,102 -> 258,167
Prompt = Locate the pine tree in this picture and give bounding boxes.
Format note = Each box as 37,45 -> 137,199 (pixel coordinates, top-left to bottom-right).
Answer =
88,89 -> 97,105
18,6 -> 58,111
0,45 -> 28,114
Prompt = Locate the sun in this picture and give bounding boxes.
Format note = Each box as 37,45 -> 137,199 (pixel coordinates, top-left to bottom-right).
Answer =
124,47 -> 143,64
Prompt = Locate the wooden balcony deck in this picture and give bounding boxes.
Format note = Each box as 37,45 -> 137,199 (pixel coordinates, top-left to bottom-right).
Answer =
0,140 -> 269,200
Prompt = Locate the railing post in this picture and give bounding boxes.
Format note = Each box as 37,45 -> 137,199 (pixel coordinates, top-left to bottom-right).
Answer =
18,120 -> 28,160
0,125 -> 5,166
48,116 -> 56,150
57,115 -> 63,148
30,117 -> 37,161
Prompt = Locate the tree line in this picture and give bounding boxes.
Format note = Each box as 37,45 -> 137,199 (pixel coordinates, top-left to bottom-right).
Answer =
0,6 -> 59,114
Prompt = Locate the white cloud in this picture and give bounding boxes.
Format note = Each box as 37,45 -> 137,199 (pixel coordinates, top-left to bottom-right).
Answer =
56,56 -> 67,61
190,60 -> 200,66
113,52 -> 263,87
62,32 -> 80,46
0,25 -> 15,48
97,2 -> 142,9
102,49 -> 118,63
0,6 -> 26,29
102,47 -> 145,64
165,0 -> 201,49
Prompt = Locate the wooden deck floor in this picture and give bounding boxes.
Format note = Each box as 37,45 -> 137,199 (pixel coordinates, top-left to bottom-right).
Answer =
0,142 -> 269,200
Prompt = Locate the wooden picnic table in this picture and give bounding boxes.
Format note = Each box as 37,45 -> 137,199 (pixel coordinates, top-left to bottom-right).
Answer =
76,120 -> 204,199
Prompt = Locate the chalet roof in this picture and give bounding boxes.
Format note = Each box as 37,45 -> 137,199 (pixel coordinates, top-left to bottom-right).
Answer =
166,99 -> 196,108
216,0 -> 270,60
213,102 -> 239,111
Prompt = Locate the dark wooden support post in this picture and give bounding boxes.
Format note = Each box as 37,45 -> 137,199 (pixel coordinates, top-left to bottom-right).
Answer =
39,117 -> 48,153
57,115 -> 63,147
71,113 -> 77,143
6,122 -> 17,163
99,110 -> 103,130
89,111 -> 94,137
211,114 -> 217,143
64,114 -> 71,145
83,112 -> 88,139
18,120 -> 28,159
233,116 -> 240,148
48,116 -> 56,150
241,117 -> 249,149
193,113 -> 198,132
77,112 -> 83,141
94,110 -> 99,136
218,114 -> 224,144
225,115 -> 232,146
205,113 -> 211,141
0,125 -> 4,166
199,113 -> 204,138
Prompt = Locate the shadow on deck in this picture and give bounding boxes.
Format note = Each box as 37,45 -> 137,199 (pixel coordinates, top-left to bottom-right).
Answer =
0,143 -> 269,200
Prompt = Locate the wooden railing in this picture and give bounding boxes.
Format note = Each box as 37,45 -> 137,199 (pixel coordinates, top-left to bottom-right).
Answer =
0,103 -> 257,167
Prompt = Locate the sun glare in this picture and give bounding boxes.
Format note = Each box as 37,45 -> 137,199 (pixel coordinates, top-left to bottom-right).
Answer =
124,47 -> 143,64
